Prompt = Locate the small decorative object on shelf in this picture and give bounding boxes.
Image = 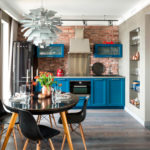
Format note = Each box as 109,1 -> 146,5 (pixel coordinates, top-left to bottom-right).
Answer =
131,80 -> 140,91
131,51 -> 140,60
102,41 -> 114,44
34,72 -> 56,97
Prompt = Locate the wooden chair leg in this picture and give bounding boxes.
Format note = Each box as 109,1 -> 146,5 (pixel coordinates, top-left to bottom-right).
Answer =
12,129 -> 18,150
36,141 -> 40,150
49,115 -> 53,127
52,114 -> 57,127
0,124 -> 4,142
23,139 -> 29,150
61,134 -> 66,150
37,115 -> 41,124
69,124 -> 74,132
48,139 -> 55,150
79,123 -> 87,150
17,124 -> 24,140
1,113 -> 18,150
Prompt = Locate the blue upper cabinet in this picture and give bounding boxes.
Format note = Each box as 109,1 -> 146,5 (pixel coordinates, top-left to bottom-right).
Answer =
37,44 -> 64,58
94,44 -> 122,58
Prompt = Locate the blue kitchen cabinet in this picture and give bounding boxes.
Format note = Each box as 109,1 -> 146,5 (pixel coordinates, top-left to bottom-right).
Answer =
54,78 -> 69,92
92,79 -> 107,106
35,77 -> 125,108
107,78 -> 125,106
94,44 -> 122,58
75,96 -> 90,108
37,44 -> 64,58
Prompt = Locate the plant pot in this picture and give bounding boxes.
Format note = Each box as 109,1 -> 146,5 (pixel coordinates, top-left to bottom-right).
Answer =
42,86 -> 51,96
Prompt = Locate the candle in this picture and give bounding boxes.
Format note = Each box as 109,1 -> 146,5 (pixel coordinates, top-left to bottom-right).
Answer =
26,69 -> 29,83
31,66 -> 33,80
36,68 -> 38,76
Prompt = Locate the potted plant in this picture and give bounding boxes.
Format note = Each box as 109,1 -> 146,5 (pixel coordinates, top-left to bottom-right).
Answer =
34,72 -> 56,96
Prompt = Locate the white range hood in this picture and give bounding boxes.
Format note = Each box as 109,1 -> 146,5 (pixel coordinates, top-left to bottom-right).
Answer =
69,28 -> 91,54
68,28 -> 90,76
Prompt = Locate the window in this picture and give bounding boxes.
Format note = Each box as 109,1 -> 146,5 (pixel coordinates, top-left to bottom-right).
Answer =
1,20 -> 9,99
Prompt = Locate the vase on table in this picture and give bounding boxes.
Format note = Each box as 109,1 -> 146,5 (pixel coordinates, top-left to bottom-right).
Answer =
42,85 -> 51,96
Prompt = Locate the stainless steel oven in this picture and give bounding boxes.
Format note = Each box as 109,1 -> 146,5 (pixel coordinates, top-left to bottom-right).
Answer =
70,81 -> 91,96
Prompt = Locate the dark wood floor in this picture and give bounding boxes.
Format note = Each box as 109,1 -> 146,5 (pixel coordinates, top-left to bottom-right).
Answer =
1,109 -> 150,150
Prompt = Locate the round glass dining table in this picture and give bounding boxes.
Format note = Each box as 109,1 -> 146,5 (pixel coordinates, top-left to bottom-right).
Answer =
1,93 -> 79,150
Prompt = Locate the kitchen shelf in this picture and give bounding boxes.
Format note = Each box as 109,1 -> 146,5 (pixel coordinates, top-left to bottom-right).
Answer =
130,59 -> 140,61
129,28 -> 140,109
130,88 -> 139,93
130,74 -> 138,76
130,102 -> 140,109
130,43 -> 140,46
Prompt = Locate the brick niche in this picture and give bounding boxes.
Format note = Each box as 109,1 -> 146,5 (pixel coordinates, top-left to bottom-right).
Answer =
17,25 -> 119,75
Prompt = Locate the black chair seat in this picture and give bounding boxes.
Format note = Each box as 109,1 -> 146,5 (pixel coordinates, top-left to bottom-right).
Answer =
19,110 -> 60,141
38,125 -> 60,139
58,111 -> 84,124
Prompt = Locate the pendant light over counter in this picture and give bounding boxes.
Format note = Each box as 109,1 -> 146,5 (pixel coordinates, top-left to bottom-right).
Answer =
20,8 -> 62,48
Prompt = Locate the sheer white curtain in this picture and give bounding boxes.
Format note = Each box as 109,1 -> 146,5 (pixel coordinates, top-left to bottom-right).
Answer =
8,19 -> 18,97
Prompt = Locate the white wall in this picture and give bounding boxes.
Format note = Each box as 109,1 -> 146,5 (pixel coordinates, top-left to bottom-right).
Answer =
0,21 -> 2,99
145,14 -> 150,126
119,5 -> 150,126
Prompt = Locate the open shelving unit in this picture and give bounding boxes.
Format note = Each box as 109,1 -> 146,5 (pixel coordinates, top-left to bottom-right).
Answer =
129,28 -> 140,109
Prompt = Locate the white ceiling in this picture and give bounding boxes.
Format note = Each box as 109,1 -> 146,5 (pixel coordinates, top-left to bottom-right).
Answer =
0,0 -> 150,25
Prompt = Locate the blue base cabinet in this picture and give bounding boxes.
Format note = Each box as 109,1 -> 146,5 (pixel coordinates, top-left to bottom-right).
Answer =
92,78 -> 125,107
75,96 -> 91,108
107,78 -> 125,106
35,77 -> 125,108
92,79 -> 107,106
55,78 -> 69,92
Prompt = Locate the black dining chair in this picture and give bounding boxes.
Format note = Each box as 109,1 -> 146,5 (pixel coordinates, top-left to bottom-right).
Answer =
0,99 -> 23,150
19,109 -> 60,150
58,96 -> 89,150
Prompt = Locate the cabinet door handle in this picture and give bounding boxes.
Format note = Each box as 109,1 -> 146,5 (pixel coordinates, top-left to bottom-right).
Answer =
111,79 -> 120,80
58,79 -> 66,81
95,79 -> 104,81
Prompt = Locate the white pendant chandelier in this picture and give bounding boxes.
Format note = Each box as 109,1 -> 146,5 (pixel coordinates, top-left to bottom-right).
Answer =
20,8 -> 62,47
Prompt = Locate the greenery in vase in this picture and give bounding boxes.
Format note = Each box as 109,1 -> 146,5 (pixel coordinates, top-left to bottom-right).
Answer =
34,72 -> 56,89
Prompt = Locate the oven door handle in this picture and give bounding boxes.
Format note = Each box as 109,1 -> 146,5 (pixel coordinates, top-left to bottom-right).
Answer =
74,85 -> 87,88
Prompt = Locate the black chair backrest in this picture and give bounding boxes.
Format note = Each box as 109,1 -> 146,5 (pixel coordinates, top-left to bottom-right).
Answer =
0,100 -> 7,115
80,96 -> 89,121
19,110 -> 44,141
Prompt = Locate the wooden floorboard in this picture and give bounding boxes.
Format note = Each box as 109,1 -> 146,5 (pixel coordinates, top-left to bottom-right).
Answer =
1,109 -> 150,150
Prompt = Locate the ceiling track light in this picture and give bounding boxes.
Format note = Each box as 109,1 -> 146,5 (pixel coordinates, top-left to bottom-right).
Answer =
61,19 -> 118,22
108,20 -> 113,26
83,20 -> 87,26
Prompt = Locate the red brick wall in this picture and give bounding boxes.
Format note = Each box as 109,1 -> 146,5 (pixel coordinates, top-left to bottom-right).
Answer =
18,25 -> 119,75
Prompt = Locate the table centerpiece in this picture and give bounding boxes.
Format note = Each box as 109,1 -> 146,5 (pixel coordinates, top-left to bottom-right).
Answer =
34,72 -> 56,97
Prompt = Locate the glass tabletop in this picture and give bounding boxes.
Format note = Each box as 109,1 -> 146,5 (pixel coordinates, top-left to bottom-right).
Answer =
3,93 -> 79,114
